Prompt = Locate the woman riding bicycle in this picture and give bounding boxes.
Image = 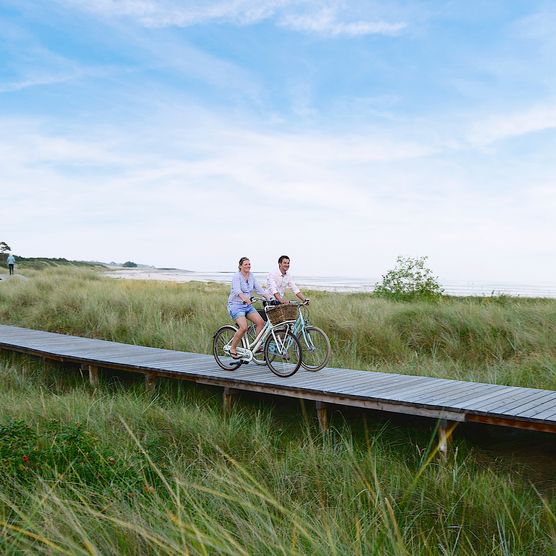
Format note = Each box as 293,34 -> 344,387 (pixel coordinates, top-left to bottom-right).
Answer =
227,257 -> 272,359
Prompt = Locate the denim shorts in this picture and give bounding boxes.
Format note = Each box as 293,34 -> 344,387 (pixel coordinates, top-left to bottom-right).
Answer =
228,305 -> 257,321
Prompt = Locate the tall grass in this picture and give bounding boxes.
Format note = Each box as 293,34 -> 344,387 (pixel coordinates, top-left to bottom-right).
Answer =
1,356 -> 554,554
1,268 -> 555,389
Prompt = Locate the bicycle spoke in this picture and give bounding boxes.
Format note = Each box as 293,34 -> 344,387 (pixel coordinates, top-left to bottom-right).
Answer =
264,330 -> 302,377
299,326 -> 331,371
213,326 -> 240,371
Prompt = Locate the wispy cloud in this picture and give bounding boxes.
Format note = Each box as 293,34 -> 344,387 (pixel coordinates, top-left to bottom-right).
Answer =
279,6 -> 406,36
466,101 -> 556,146
59,0 -> 407,36
0,72 -> 80,93
59,0 -> 284,26
0,19 -> 92,94
514,8 -> 556,44
3,103 -> 555,280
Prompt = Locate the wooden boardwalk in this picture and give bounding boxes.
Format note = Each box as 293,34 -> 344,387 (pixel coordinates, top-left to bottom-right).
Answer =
1,324 -> 555,436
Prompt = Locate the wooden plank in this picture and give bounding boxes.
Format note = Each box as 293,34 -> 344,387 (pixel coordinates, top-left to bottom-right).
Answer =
540,408 -> 556,420
380,377 -> 471,401
307,376 -> 422,398
477,389 -> 555,414
501,393 -> 556,418
105,353 -> 197,365
437,384 -> 508,409
267,373 -> 359,392
405,376 -> 490,400
57,346 -> 151,358
515,398 -> 556,419
530,404 -> 556,421
314,372 -> 401,392
105,360 -> 222,376
331,373 -> 430,394
404,380 -> 490,405
459,387 -> 538,413
404,384 -> 500,411
152,360 -> 229,373
336,376 -> 442,400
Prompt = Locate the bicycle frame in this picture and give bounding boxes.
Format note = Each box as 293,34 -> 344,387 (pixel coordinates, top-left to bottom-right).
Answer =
225,315 -> 294,363
288,304 -> 319,352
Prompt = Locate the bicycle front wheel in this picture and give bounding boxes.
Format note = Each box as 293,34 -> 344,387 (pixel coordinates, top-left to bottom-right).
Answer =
299,326 -> 331,371
213,325 -> 239,371
264,330 -> 302,377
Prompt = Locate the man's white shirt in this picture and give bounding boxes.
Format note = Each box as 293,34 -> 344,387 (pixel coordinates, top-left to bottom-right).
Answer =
267,269 -> 300,298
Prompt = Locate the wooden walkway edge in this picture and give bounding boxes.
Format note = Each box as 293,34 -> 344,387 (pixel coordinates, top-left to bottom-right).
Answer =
1,324 -> 555,436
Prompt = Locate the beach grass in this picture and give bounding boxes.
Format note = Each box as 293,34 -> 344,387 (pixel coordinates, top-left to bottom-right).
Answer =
1,268 -> 555,553
0,354 -> 554,555
0,267 -> 555,389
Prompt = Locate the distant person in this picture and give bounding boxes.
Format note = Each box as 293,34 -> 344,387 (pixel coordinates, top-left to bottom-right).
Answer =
227,257 -> 272,359
267,255 -> 308,305
7,253 -> 15,275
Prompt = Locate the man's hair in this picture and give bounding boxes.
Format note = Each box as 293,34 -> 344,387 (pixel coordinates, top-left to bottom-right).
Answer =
278,255 -> 290,264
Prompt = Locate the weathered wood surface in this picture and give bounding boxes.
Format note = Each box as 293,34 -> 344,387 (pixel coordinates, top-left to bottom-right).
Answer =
1,324 -> 555,433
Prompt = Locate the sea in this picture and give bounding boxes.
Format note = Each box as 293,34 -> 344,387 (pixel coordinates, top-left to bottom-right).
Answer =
105,268 -> 556,299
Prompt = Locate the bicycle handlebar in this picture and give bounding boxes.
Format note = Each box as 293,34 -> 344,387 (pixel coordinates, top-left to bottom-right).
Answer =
249,297 -> 311,307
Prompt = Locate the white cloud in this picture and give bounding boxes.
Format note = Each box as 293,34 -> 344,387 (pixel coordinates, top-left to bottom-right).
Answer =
0,73 -> 79,93
58,0 -> 407,36
61,0 -> 285,27
466,101 -> 556,146
514,8 -> 556,44
279,6 -> 406,36
2,104 -> 556,282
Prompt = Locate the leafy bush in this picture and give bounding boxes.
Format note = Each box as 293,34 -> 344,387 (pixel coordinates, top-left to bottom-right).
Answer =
0,418 -> 151,490
374,256 -> 444,301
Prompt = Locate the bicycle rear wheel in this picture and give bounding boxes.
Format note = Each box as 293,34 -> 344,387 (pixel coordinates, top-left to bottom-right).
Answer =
264,330 -> 302,377
213,325 -> 239,371
299,326 -> 331,371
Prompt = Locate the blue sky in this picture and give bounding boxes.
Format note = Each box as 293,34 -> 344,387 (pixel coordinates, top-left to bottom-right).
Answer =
1,1 -> 555,282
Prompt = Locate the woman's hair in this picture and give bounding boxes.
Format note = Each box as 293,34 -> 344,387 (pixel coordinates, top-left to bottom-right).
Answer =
238,257 -> 250,269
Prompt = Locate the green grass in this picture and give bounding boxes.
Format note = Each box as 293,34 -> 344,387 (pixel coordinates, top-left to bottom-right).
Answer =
0,269 -> 555,553
0,267 -> 555,389
0,255 -> 101,271
0,356 -> 554,555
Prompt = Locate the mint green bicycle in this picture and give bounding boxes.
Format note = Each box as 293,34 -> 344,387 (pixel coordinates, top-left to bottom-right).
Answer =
247,299 -> 331,371
285,300 -> 331,371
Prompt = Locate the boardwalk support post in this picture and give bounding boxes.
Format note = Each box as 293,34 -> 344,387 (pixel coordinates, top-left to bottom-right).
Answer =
145,373 -> 156,392
223,387 -> 235,415
88,365 -> 99,387
316,401 -> 329,432
438,419 -> 454,458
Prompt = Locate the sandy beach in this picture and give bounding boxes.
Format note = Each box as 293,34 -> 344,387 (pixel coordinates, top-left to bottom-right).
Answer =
104,268 -> 556,298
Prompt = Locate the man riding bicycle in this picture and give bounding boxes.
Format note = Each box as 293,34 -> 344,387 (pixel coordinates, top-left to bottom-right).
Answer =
267,255 -> 309,305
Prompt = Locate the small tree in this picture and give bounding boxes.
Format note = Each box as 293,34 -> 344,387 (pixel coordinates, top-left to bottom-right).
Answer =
374,256 -> 444,301
122,261 -> 138,268
0,242 -> 11,253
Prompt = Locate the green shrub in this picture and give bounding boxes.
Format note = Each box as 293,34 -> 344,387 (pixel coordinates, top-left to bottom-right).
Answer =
374,256 -> 444,301
0,418 -> 151,491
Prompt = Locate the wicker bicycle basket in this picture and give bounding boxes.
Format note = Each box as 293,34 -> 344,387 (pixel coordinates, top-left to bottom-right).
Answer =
266,304 -> 298,325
